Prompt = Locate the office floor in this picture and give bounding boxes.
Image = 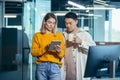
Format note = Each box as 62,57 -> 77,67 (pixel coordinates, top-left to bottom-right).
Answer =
0,62 -> 37,80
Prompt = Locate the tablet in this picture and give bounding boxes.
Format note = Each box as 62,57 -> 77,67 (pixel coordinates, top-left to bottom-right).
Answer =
48,40 -> 61,50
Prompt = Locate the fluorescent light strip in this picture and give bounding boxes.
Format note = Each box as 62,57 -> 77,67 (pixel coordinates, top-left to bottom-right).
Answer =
94,0 -> 109,6
52,11 -> 69,16
77,13 -> 102,17
66,7 -> 115,10
52,11 -> 102,17
94,0 -> 106,3
54,13 -> 66,16
42,13 -> 66,16
68,1 -> 85,9
4,14 -> 17,18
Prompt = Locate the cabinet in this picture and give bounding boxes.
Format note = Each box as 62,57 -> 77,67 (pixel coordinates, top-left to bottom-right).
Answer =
1,28 -> 17,71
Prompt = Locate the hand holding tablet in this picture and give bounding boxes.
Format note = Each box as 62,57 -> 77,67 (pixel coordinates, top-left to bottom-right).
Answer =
48,40 -> 61,51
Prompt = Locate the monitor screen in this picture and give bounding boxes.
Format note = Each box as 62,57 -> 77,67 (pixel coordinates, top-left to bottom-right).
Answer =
84,45 -> 120,78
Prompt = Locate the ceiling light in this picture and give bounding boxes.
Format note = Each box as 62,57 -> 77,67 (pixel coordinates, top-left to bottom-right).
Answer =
4,14 -> 17,18
52,11 -> 69,16
66,7 -> 115,10
68,1 -> 85,9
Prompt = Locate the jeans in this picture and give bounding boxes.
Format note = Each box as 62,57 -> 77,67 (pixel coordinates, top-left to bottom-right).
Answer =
35,62 -> 61,80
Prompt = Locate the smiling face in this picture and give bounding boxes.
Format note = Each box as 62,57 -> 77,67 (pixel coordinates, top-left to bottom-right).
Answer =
65,18 -> 78,33
44,17 -> 56,33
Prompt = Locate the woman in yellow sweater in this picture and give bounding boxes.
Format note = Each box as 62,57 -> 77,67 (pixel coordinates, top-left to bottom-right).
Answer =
31,13 -> 65,80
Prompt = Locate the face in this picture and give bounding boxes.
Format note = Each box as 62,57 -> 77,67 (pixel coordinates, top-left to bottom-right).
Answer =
65,18 -> 78,33
45,17 -> 56,33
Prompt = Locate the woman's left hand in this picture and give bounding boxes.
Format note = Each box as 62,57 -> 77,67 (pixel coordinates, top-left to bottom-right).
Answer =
54,45 -> 61,52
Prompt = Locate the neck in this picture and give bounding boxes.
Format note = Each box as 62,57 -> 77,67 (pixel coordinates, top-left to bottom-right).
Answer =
73,27 -> 79,32
46,30 -> 52,34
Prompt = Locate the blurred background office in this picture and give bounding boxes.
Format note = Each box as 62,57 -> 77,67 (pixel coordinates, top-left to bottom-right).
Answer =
0,0 -> 120,80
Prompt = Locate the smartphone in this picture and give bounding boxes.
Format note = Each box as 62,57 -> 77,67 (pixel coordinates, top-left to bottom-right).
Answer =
48,40 -> 61,50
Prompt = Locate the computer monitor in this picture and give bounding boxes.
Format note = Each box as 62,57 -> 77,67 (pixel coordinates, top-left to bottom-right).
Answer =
84,45 -> 120,78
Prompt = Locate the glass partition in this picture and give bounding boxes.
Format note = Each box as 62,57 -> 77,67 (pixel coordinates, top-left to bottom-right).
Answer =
93,0 -> 120,42
0,1 -> 4,72
23,0 -> 51,80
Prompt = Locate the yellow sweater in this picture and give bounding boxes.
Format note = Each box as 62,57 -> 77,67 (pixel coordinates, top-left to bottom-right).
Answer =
31,32 -> 65,67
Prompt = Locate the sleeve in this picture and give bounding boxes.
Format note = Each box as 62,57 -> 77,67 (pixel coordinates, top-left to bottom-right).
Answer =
31,33 -> 47,57
78,32 -> 96,54
56,33 -> 65,59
